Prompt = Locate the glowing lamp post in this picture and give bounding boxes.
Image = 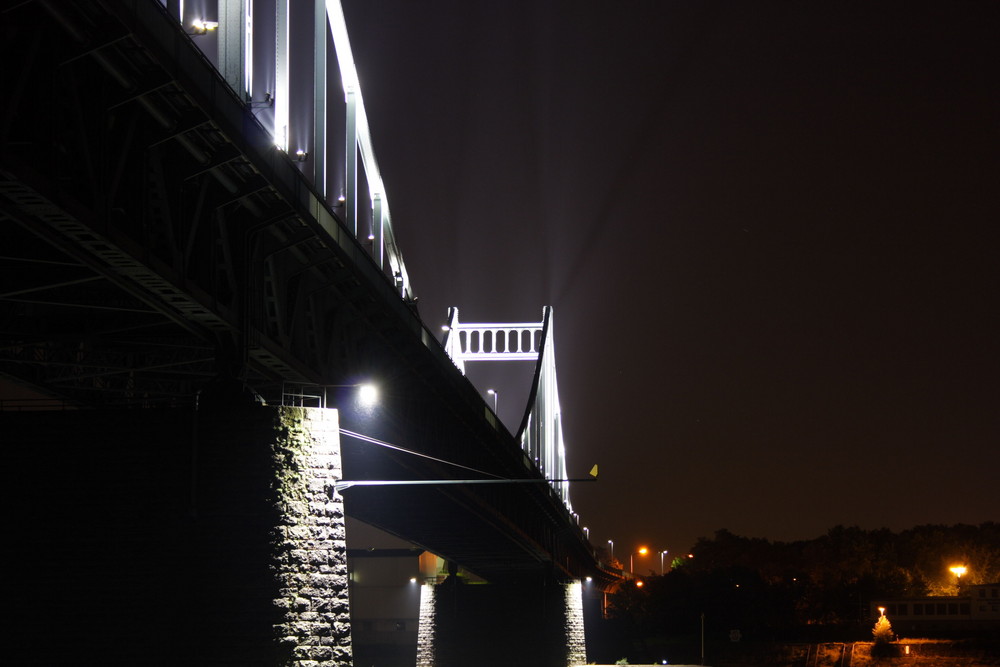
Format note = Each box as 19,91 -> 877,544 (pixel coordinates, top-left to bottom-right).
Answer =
282,382 -> 377,409
950,565 -> 967,590
630,546 -> 649,574
607,540 -> 614,561
659,549 -> 669,575
358,383 -> 378,407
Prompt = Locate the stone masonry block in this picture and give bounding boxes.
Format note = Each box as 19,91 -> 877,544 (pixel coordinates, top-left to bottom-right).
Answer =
270,407 -> 351,664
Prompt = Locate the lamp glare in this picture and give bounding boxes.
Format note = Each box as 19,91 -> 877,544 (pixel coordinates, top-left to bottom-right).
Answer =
358,383 -> 378,406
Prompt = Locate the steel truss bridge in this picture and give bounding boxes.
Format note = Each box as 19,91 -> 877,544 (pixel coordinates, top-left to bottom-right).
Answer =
0,0 -> 615,586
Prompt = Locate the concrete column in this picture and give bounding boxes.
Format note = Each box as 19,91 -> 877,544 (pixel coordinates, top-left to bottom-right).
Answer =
417,577 -> 587,667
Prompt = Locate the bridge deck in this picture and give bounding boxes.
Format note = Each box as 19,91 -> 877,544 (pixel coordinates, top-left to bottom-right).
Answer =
0,0 -> 612,586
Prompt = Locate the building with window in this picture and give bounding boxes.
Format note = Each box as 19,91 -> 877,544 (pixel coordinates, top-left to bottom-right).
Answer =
872,583 -> 1000,633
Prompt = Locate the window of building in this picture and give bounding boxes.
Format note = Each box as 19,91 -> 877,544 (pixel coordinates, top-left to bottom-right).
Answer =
948,603 -> 958,615
937,603 -> 947,615
960,603 -> 970,615
914,604 -> 923,616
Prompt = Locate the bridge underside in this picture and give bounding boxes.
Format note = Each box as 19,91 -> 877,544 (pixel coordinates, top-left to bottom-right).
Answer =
0,0 -> 607,587
0,0 -> 398,405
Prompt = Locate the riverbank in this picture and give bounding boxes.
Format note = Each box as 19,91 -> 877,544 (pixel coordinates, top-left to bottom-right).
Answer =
703,639 -> 1000,666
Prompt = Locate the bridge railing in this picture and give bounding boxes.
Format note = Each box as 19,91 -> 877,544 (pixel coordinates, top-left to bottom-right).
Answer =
164,0 -> 413,302
442,314 -> 544,373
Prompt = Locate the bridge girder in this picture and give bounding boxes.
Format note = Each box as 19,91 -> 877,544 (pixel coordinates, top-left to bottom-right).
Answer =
0,0 -> 613,587
0,0 -> 414,405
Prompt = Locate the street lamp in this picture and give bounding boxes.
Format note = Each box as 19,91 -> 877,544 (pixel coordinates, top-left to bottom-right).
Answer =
659,549 -> 669,574
487,388 -> 498,412
630,546 -> 649,574
281,382 -> 377,409
607,539 -> 614,560
358,383 -> 378,407
950,565 -> 967,589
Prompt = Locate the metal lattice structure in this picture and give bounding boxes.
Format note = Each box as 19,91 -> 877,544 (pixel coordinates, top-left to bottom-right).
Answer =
1,0 -> 613,586
443,306 -> 572,512
0,0 -> 417,406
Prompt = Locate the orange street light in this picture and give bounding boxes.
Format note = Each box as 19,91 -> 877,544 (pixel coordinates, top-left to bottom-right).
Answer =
630,546 -> 649,573
950,565 -> 967,588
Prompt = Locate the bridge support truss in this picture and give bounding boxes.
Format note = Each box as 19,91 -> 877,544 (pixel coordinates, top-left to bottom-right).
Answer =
0,0 -> 424,406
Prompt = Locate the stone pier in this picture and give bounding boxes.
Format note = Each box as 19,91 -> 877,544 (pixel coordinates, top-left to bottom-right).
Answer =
417,577 -> 587,667
7,404 -> 351,665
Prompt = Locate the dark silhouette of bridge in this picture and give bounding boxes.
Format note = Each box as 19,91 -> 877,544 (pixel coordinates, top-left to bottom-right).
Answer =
1,0 -> 614,597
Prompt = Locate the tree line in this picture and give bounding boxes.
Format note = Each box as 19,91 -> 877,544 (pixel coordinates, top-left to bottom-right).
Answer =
603,522 -> 999,650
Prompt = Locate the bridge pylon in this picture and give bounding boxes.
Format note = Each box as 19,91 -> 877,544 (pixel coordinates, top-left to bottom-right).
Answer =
443,306 -> 572,513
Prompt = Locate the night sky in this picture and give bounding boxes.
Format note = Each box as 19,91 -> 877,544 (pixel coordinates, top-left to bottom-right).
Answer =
341,1 -> 1000,560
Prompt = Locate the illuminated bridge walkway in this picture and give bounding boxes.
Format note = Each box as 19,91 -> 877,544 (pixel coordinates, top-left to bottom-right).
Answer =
0,2 -> 617,665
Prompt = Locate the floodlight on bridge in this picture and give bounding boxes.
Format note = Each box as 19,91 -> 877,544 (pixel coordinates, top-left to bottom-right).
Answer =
281,382 -> 377,409
357,383 -> 378,407
190,19 -> 218,34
